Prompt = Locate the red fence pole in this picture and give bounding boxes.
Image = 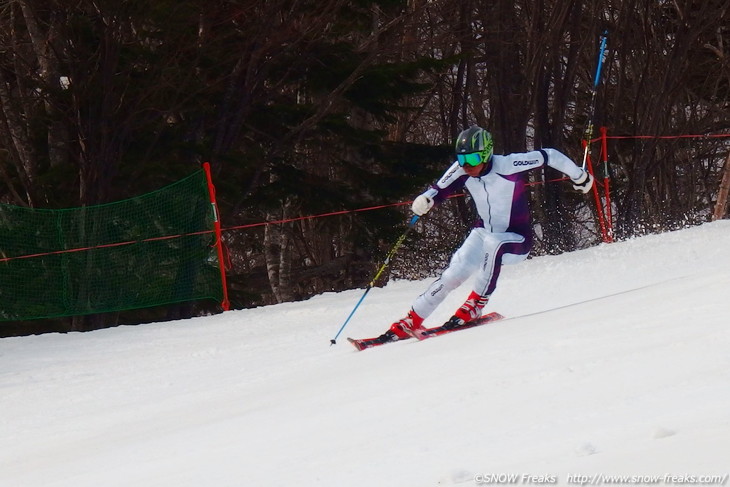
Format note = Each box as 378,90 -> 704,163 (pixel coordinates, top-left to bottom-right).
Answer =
203,162 -> 231,311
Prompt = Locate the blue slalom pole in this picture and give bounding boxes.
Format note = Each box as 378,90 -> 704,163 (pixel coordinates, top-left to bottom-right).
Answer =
330,214 -> 420,345
581,31 -> 609,169
593,32 -> 608,88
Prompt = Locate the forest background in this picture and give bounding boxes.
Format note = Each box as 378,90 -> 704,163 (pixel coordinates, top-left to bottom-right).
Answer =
1,0 -> 728,334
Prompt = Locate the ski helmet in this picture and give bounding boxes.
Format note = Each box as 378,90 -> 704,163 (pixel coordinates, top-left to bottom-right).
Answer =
455,125 -> 493,167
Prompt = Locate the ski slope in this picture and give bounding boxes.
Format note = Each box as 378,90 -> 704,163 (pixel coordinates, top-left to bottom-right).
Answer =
2,221 -> 729,487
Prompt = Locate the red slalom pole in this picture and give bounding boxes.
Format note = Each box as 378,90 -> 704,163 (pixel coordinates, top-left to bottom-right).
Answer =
584,142 -> 609,243
600,127 -> 614,242
203,162 -> 231,311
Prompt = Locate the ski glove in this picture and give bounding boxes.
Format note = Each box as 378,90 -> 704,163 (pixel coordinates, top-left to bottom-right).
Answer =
412,194 -> 435,216
572,171 -> 594,194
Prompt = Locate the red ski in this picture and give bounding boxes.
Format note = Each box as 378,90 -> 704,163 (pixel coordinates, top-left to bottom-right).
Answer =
405,312 -> 505,341
347,312 -> 505,350
347,334 -> 406,351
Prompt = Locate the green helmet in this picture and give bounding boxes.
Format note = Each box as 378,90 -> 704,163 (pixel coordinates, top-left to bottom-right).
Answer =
454,125 -> 494,167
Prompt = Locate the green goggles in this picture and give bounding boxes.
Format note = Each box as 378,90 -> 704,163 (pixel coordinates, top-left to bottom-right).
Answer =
456,152 -> 484,167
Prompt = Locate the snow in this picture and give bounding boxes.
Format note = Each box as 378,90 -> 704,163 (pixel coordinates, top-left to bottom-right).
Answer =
2,221 -> 730,487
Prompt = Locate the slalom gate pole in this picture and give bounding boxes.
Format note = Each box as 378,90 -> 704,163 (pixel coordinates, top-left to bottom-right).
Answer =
203,162 -> 231,311
584,145 -> 610,243
600,127 -> 614,241
581,31 -> 608,170
329,214 -> 420,345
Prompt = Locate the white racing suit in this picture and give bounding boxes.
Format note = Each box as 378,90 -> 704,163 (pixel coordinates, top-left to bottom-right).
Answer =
411,148 -> 586,319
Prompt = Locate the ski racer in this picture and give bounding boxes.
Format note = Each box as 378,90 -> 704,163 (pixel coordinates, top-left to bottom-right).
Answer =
375,125 -> 594,342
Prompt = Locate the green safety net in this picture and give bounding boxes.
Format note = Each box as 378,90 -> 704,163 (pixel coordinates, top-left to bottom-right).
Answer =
0,169 -> 224,322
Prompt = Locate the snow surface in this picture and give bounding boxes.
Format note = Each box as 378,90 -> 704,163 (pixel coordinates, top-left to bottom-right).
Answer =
2,221 -> 730,487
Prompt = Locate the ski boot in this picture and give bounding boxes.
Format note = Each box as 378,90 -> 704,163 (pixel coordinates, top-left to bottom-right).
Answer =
391,309 -> 426,339
443,291 -> 489,330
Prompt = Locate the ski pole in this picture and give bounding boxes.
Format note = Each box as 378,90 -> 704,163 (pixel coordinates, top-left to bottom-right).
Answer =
581,31 -> 608,170
329,214 -> 420,345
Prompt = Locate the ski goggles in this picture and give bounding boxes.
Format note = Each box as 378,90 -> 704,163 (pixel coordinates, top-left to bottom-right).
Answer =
456,152 -> 484,167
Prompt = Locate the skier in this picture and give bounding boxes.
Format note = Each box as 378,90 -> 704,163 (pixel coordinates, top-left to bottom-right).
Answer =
377,125 -> 593,342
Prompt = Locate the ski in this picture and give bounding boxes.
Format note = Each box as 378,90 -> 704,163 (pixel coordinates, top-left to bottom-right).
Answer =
405,311 -> 505,341
347,334 -> 407,351
347,312 -> 505,350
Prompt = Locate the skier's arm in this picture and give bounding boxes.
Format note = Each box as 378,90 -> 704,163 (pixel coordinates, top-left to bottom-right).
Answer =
524,149 -> 593,193
498,149 -> 594,193
541,148 -> 594,193
412,161 -> 468,216
541,148 -> 583,179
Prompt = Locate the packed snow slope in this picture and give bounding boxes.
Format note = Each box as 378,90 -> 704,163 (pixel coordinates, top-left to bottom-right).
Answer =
2,221 -> 729,487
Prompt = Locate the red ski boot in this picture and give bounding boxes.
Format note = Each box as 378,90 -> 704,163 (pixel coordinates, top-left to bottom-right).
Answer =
389,309 -> 425,339
446,291 -> 490,329
347,310 -> 425,350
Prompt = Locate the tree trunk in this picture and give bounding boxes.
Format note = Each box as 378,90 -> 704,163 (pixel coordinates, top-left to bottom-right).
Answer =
264,197 -> 294,304
18,0 -> 69,170
0,68 -> 37,206
712,151 -> 730,221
